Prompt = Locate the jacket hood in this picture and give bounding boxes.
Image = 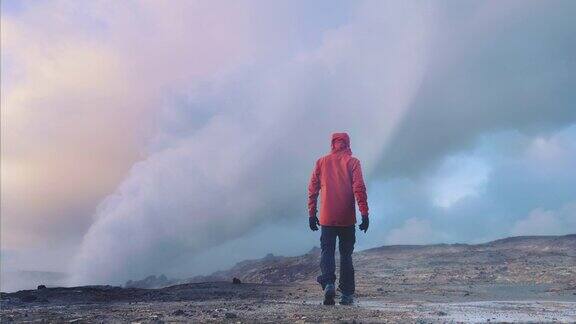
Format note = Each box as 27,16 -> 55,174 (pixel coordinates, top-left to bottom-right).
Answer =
330,132 -> 352,155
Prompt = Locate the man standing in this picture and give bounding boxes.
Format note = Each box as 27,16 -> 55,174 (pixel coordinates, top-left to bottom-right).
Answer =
307,132 -> 369,305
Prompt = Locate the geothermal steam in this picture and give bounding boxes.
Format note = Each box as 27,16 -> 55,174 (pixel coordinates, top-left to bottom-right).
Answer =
68,1 -> 432,285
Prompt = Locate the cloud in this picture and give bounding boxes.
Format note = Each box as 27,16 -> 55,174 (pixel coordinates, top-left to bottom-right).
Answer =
425,155 -> 490,209
385,218 -> 445,245
511,209 -> 562,236
373,0 -> 576,179
1,0 -> 276,249
511,203 -> 576,237
368,125 -> 576,247
65,0 -> 433,285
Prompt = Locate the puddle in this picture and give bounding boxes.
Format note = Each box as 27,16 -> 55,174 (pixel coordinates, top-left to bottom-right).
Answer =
360,300 -> 576,322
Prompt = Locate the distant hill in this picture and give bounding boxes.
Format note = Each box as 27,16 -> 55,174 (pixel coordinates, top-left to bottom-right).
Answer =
125,234 -> 576,289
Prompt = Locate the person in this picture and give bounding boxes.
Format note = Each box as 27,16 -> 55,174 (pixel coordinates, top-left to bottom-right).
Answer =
307,132 -> 369,305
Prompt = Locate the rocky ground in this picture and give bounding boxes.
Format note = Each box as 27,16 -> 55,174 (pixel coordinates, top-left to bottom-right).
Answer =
2,234 -> 575,323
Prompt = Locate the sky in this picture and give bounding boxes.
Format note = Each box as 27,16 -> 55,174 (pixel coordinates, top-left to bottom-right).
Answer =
1,0 -> 575,291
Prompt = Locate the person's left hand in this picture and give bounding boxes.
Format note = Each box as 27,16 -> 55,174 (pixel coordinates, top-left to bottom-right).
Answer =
309,216 -> 320,231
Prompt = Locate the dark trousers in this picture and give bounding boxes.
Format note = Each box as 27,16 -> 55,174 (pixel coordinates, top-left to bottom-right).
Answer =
316,225 -> 356,296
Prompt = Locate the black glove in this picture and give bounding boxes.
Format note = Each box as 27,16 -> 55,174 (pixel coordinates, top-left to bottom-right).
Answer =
358,215 -> 369,233
309,216 -> 320,231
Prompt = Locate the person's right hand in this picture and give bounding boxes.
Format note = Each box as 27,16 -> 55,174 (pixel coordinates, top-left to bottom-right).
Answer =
358,215 -> 369,233
309,216 -> 320,231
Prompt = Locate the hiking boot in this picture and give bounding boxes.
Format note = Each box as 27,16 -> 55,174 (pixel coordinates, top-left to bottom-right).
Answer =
339,294 -> 353,305
323,284 -> 335,305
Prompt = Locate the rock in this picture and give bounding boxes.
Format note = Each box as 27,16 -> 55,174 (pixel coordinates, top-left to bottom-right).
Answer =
225,312 -> 238,318
436,311 -> 448,316
37,285 -> 47,290
232,277 -> 242,284
172,309 -> 185,316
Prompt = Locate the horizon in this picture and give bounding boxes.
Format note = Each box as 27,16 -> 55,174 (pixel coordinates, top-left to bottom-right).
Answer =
2,0 -> 576,293
2,233 -> 575,293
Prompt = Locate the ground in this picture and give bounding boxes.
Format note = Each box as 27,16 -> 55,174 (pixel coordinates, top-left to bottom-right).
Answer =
2,281 -> 575,323
2,235 -> 575,323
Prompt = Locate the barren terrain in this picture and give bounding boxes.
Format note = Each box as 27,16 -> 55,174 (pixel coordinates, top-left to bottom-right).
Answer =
2,235 -> 575,323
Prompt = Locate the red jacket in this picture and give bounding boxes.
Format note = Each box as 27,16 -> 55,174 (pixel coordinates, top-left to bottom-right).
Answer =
308,132 -> 369,226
